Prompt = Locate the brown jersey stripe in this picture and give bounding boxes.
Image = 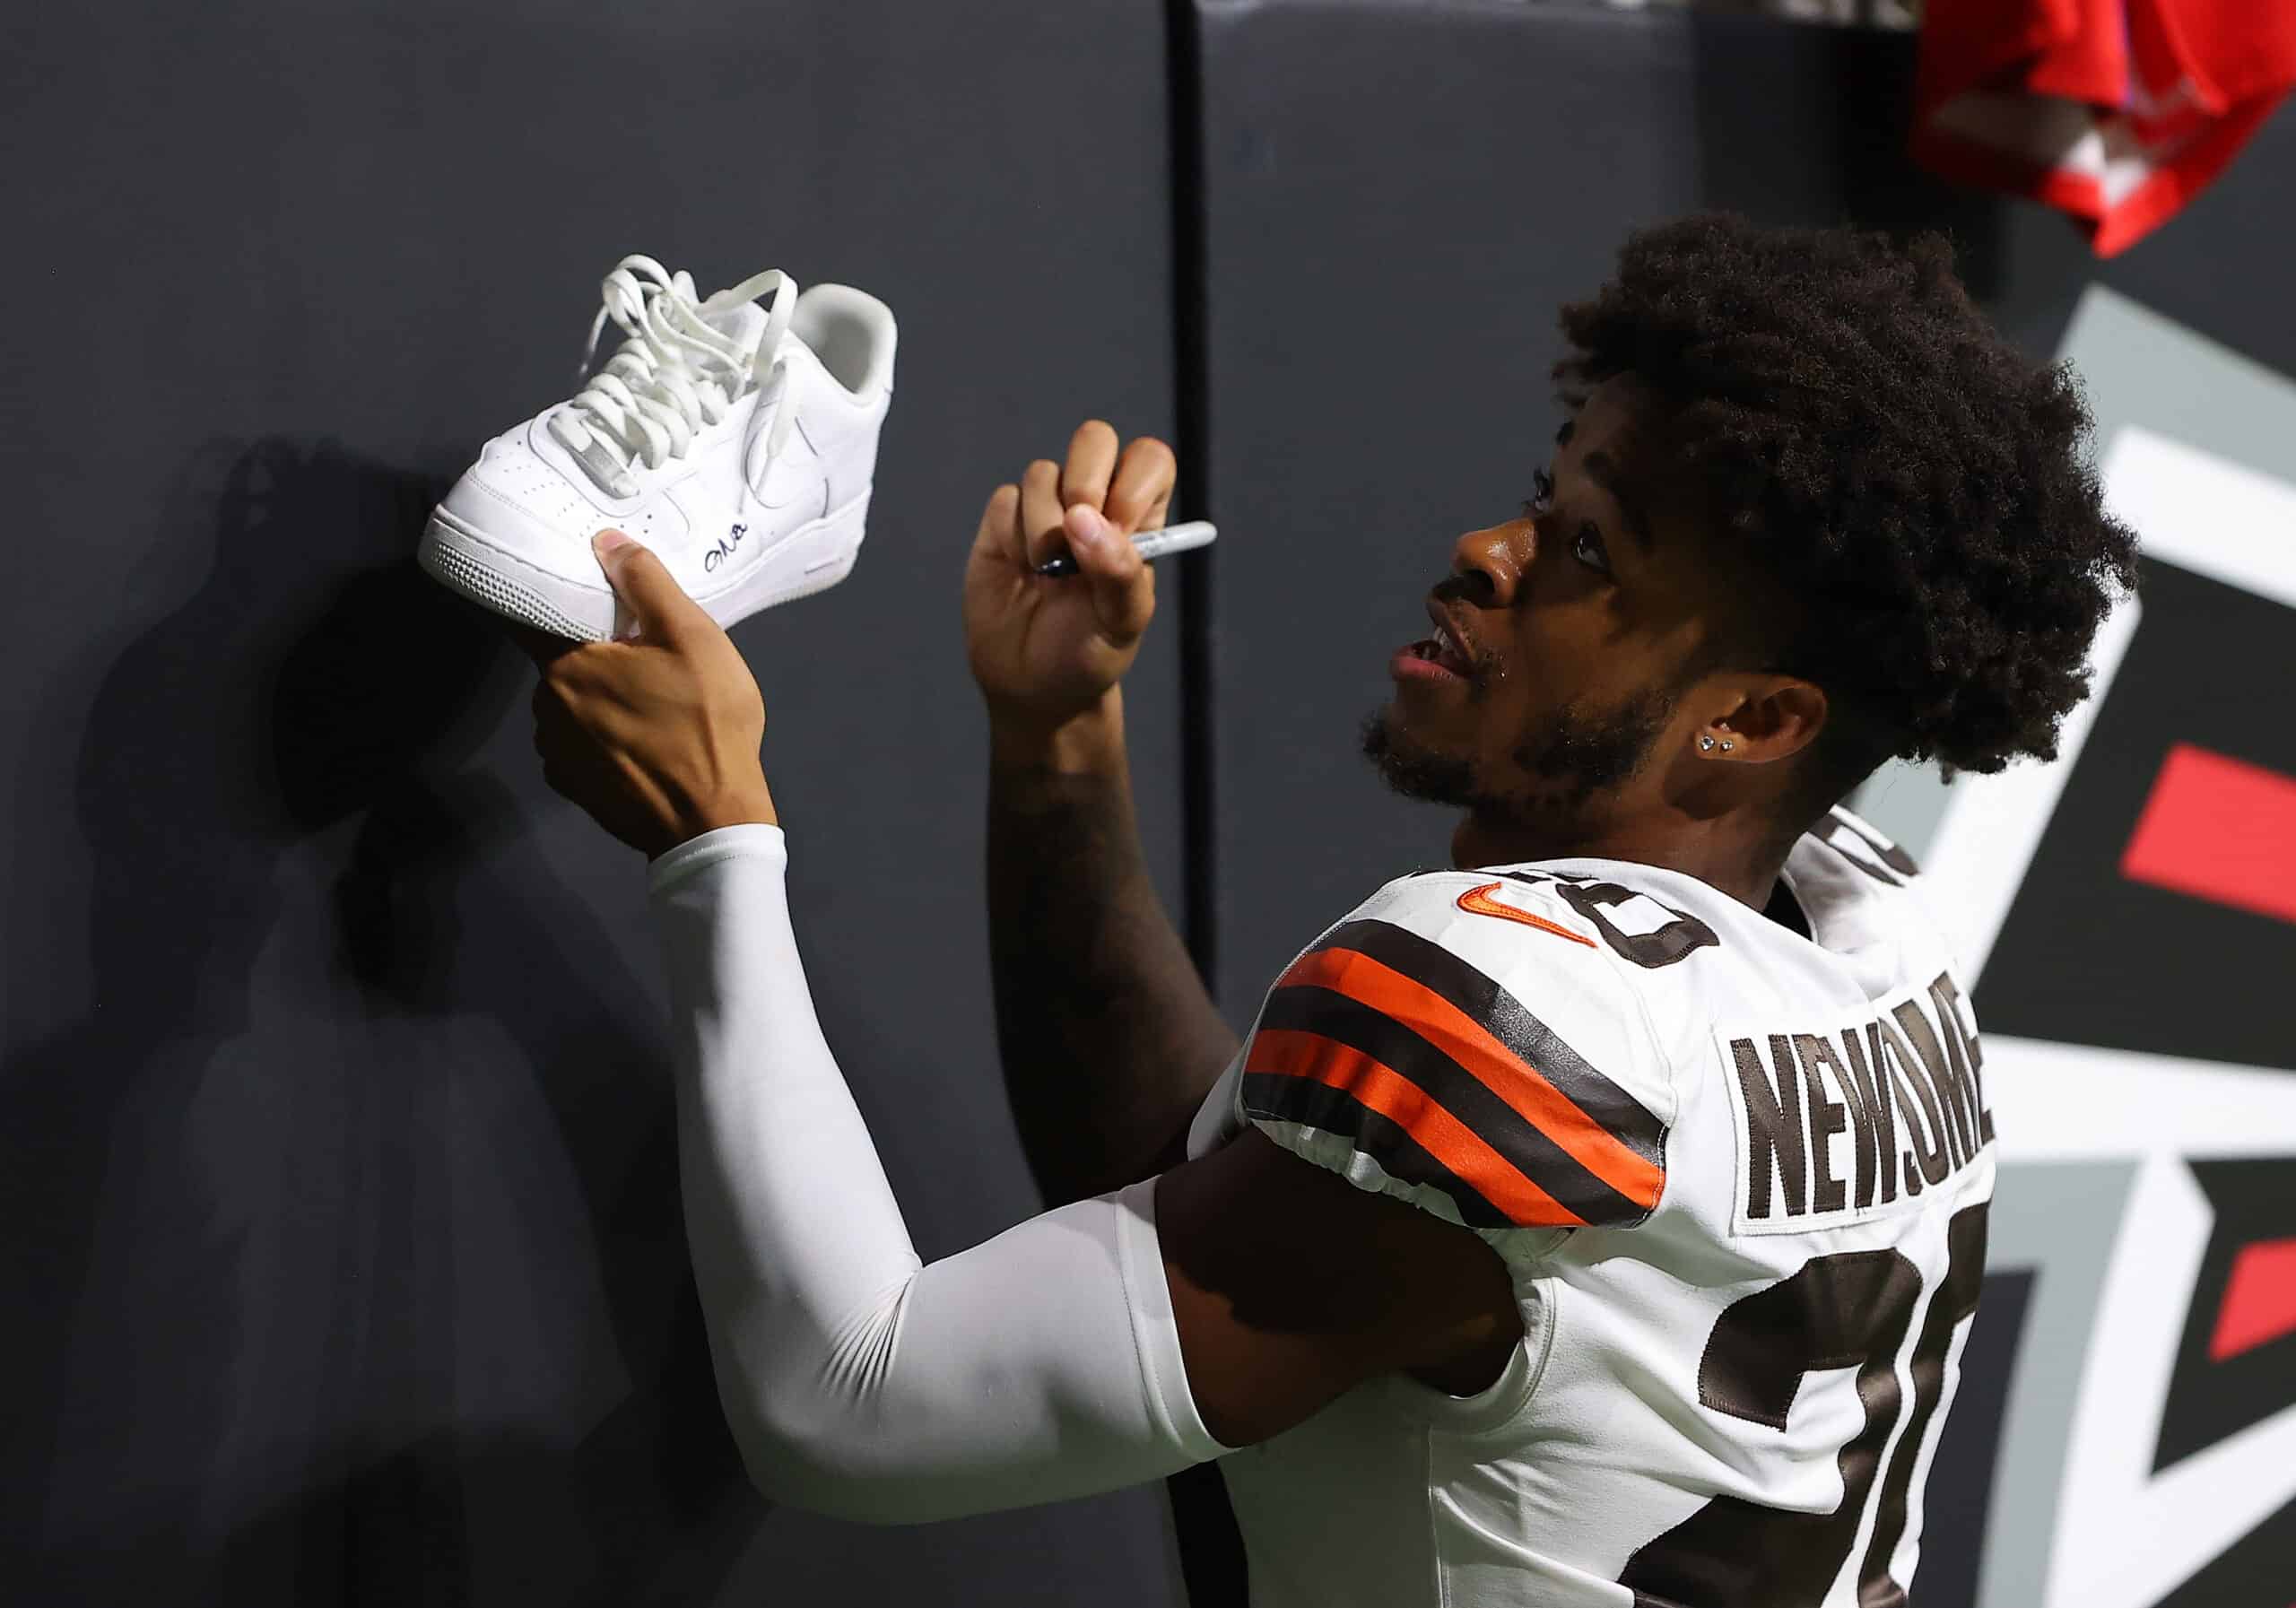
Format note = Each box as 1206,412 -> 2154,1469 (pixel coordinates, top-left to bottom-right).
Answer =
1242,1031 -> 1589,1228
1256,987 -> 1656,1226
1275,943 -> 1665,1211
1312,918 -> 1665,1168
1237,1072 -> 1522,1230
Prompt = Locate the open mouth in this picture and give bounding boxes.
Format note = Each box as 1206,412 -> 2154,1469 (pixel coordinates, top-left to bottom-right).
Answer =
1397,604 -> 1476,680
1408,625 -> 1474,675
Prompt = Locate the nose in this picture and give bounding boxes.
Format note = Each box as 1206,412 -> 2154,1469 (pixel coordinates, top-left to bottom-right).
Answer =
1446,517 -> 1530,611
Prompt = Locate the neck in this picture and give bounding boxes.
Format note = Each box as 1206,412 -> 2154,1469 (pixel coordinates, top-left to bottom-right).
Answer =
1449,800 -> 1804,912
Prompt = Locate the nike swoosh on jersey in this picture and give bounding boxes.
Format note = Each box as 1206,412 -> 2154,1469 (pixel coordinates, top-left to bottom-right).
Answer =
1457,881 -> 1597,945
1240,919 -> 1665,1230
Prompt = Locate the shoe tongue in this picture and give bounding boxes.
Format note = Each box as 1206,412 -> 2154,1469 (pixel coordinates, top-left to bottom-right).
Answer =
697,297 -> 770,367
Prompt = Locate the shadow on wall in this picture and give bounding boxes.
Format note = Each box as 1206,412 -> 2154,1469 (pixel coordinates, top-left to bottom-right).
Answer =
4,439 -> 759,1605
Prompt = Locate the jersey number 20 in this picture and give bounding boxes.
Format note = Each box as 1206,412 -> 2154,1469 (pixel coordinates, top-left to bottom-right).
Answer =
1619,1204 -> 1988,1608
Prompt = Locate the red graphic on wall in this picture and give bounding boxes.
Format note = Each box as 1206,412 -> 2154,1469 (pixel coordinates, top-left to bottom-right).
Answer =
2122,743 -> 2296,926
2209,1237 -> 2296,1362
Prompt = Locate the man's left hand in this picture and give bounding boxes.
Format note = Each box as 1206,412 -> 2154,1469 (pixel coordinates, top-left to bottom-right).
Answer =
513,529 -> 778,860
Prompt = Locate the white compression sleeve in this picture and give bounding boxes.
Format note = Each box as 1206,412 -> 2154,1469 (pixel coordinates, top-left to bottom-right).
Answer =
647,823 -> 1231,1524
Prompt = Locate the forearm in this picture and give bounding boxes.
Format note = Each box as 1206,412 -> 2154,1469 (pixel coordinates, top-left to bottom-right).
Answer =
648,825 -> 1226,1521
987,691 -> 1240,1207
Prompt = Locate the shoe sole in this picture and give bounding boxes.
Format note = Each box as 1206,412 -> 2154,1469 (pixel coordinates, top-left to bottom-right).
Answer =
416,491 -> 872,641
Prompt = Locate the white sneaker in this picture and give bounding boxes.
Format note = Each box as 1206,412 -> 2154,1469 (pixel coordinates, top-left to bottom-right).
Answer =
419,254 -> 896,640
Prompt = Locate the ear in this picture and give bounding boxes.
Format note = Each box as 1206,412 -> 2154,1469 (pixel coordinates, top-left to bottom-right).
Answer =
1706,675 -> 1827,764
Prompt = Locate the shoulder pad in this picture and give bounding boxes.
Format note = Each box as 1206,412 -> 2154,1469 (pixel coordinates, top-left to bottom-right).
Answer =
1237,871 -> 1674,1239
1811,804 -> 1924,888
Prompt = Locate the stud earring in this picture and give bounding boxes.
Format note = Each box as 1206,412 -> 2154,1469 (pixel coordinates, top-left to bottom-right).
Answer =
1699,735 -> 1717,752
1719,740 -> 1735,752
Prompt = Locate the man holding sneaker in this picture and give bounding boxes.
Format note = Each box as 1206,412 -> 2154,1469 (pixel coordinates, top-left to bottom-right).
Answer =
521,217 -> 2135,1606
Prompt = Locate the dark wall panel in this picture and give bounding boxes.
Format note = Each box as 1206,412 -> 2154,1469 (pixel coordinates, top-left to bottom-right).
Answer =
0,4 -> 1184,1605
1196,1 -> 1717,1013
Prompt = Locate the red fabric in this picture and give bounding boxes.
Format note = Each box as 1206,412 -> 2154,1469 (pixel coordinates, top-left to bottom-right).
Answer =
1914,0 -> 2296,255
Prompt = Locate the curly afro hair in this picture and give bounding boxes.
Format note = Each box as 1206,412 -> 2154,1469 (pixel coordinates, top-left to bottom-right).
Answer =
1555,213 -> 2139,813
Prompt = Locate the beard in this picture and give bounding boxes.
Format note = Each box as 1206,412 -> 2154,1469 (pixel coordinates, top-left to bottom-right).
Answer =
1360,683 -> 1677,834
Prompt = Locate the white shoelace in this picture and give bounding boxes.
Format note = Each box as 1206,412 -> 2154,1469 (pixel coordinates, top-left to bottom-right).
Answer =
547,254 -> 798,495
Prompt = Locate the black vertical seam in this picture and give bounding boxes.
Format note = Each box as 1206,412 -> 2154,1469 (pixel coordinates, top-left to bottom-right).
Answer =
1166,0 -> 1218,1003
1161,26 -> 1250,1608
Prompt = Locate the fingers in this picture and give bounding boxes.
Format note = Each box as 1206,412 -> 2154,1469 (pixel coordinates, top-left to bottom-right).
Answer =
1105,436 -> 1178,535
995,429 -> 1176,574
530,674 -> 579,784
530,683 -> 602,811
507,621 -> 580,667
1060,420 -> 1119,516
594,532 -> 708,652
1066,503 -> 1155,645
532,645 -> 606,728
1019,458 -> 1068,568
970,482 -> 1024,569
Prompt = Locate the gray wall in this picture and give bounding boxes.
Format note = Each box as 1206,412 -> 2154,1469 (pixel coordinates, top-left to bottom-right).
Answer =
2,4 -> 1188,1604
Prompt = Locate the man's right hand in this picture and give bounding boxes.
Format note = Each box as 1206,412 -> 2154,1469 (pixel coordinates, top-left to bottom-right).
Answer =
963,421 -> 1176,736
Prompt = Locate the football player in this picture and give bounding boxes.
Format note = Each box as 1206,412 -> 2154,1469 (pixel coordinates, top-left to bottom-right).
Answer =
525,214 -> 2138,1605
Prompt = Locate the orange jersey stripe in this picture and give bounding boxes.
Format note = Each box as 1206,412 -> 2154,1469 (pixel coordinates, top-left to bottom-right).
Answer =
1277,944 -> 1665,1210
1246,1026 -> 1588,1228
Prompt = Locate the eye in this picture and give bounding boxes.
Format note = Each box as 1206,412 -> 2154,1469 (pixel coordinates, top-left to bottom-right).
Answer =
1571,521 -> 1610,574
1520,467 -> 1555,520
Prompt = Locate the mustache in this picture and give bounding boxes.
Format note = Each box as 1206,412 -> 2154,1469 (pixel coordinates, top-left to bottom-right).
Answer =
1430,574 -> 1478,608
1426,577 -> 1498,684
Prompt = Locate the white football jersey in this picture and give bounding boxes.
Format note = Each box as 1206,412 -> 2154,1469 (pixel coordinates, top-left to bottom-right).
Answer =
1183,806 -> 1996,1608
